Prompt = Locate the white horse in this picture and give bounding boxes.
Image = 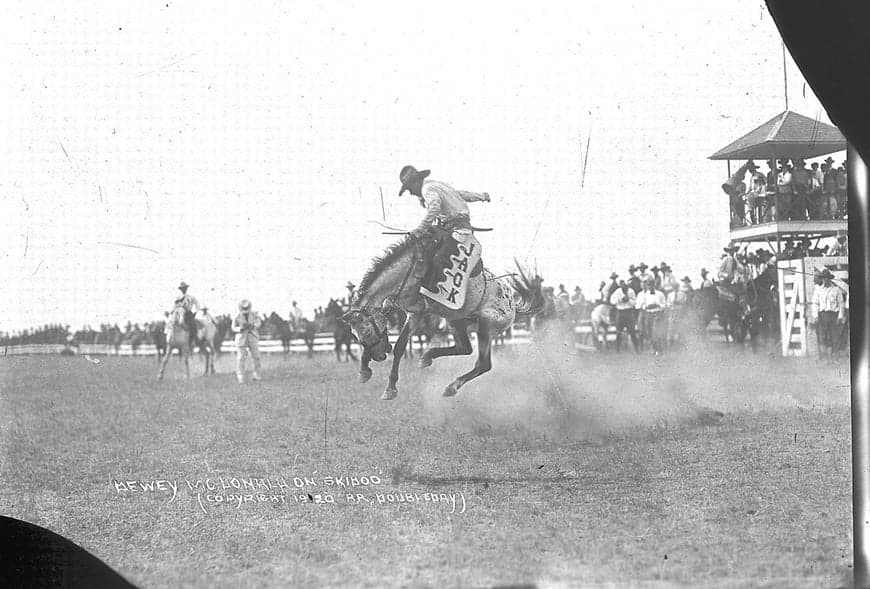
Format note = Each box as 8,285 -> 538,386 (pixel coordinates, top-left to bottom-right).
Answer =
589,303 -> 614,351
157,307 -> 217,379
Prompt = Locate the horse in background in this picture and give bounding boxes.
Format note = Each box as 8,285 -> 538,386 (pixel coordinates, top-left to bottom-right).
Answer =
265,312 -> 316,358
324,299 -> 356,362
588,303 -> 615,350
405,312 -> 449,357
266,312 -> 294,354
150,320 -> 167,362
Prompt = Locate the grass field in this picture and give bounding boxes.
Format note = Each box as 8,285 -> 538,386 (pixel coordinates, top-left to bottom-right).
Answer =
0,338 -> 853,588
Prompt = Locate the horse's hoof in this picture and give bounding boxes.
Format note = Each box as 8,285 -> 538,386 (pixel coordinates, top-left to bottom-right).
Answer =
359,369 -> 373,384
418,356 -> 433,369
442,383 -> 459,397
381,388 -> 397,401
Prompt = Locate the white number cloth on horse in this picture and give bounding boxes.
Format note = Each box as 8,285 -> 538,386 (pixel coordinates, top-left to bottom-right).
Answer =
419,231 -> 482,311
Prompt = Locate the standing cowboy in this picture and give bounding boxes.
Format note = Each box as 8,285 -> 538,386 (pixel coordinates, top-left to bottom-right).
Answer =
176,281 -> 201,347
233,299 -> 263,383
636,278 -> 667,355
699,268 -> 713,288
659,263 -> 678,298
809,269 -> 847,361
399,165 -> 490,298
609,281 -> 639,353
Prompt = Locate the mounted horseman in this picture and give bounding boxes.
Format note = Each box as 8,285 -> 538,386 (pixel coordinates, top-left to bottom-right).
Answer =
399,164 -> 491,308
175,281 -> 202,349
717,242 -> 750,317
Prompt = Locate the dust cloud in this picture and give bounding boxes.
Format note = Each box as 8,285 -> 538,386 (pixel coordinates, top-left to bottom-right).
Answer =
410,325 -> 850,440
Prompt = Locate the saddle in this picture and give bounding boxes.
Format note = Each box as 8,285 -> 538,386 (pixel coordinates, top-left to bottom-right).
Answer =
419,229 -> 483,311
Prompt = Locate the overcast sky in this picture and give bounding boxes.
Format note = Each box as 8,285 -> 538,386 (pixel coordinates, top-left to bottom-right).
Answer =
0,0 -> 841,331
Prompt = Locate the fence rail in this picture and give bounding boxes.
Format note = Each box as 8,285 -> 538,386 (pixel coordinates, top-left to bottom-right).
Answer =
2,321 -> 727,357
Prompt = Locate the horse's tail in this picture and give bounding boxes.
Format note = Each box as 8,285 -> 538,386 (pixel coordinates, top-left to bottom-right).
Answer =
510,260 -> 545,318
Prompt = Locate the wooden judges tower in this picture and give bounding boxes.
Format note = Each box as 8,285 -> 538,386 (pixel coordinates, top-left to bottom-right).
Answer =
709,110 -> 849,356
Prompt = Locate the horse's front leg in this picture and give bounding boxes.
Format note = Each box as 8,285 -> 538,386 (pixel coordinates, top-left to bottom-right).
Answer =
359,348 -> 373,383
383,320 -> 413,401
157,347 -> 172,379
444,322 -> 493,397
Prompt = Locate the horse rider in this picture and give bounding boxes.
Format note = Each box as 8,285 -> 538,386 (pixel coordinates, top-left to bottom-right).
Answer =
200,306 -> 215,326
399,165 -> 491,298
233,299 -> 262,383
717,243 -> 749,312
345,281 -> 357,306
699,268 -> 713,288
289,300 -> 304,332
176,281 -> 201,346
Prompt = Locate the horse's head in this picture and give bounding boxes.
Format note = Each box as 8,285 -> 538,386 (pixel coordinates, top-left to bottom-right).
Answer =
341,306 -> 392,362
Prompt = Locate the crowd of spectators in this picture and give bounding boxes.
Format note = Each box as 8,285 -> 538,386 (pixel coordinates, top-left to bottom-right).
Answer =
728,156 -> 848,228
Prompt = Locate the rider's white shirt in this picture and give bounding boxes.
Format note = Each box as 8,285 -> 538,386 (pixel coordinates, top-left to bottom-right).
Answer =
414,180 -> 488,233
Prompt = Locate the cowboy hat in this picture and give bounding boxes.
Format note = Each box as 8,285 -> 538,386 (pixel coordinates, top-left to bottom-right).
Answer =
638,262 -> 648,269
346,281 -> 356,289
628,264 -> 637,272
650,266 -> 660,273
700,267 -> 708,274
818,268 -> 834,279
681,276 -> 692,283
399,165 -> 431,195
609,272 -> 619,279
201,306 -> 209,312
574,286 -> 582,291
178,281 -> 189,289
723,242 -> 739,253
824,156 -> 835,164
239,299 -> 252,311
660,263 -> 671,271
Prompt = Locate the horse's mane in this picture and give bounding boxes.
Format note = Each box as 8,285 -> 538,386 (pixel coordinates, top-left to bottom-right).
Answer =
357,235 -> 416,298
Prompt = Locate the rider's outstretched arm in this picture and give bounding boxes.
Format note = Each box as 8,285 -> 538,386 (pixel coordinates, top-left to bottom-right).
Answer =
458,190 -> 490,203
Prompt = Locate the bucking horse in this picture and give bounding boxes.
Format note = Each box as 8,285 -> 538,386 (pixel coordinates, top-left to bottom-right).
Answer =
341,231 -> 544,400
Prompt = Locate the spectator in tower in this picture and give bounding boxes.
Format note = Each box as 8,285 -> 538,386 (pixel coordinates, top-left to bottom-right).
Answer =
791,158 -> 811,220
764,160 -> 778,221
776,159 -> 795,220
809,162 -> 824,219
747,161 -> 767,224
836,164 -> 848,218
700,268 -> 714,288
827,230 -> 848,257
609,281 -> 639,354
809,269 -> 847,361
